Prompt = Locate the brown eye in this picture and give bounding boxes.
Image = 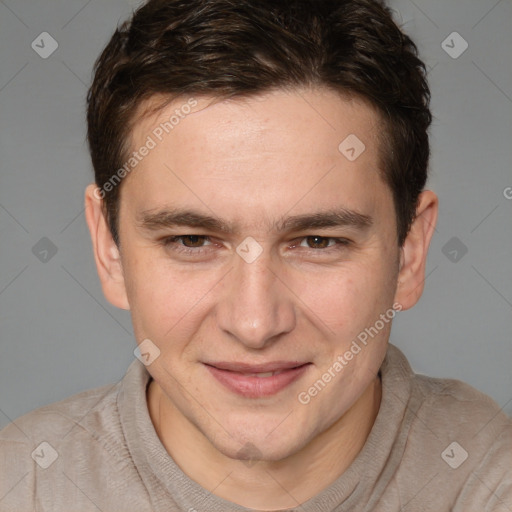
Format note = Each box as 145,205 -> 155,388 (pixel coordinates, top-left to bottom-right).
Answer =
304,236 -> 332,249
180,235 -> 208,247
161,235 -> 217,258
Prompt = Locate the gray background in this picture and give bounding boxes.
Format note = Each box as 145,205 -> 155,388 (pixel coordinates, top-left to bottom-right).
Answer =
0,0 -> 511,430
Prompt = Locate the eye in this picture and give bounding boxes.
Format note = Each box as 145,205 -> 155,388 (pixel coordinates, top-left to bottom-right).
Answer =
171,235 -> 211,248
161,235 -> 214,254
297,236 -> 349,250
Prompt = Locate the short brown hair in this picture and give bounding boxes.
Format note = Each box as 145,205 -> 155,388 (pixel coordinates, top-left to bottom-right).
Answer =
87,0 -> 431,246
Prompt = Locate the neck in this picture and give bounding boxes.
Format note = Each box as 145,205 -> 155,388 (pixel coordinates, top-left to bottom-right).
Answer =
147,374 -> 381,510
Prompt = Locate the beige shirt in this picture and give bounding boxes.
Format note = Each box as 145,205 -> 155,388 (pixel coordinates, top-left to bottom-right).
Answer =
1,344 -> 511,511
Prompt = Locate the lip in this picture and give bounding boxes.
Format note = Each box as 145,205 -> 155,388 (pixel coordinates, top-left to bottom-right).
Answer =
204,361 -> 311,398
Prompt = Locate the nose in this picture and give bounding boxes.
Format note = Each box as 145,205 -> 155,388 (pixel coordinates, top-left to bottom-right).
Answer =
216,250 -> 296,349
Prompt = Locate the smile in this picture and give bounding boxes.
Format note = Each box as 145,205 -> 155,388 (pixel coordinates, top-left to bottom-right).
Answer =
203,362 -> 312,398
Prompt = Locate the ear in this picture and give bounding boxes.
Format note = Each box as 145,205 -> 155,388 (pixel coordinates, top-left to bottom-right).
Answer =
394,190 -> 438,310
84,184 -> 130,310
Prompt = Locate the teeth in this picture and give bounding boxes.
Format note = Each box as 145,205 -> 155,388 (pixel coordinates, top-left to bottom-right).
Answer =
244,371 -> 281,378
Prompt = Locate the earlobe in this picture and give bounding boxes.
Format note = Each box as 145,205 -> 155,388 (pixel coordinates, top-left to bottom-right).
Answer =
394,190 -> 438,310
84,184 -> 130,310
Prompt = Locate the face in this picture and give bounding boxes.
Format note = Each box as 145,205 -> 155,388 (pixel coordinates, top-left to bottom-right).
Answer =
95,88 -> 406,461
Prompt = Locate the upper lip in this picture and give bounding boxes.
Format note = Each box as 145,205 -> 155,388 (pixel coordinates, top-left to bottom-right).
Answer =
204,361 -> 309,373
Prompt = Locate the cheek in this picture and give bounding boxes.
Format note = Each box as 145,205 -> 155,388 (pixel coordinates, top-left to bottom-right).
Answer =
288,259 -> 393,334
121,252 -> 181,339
122,253 -> 221,345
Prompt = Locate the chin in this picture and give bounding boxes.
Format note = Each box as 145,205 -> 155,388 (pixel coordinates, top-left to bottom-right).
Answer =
222,438 -> 301,464
206,417 -> 312,464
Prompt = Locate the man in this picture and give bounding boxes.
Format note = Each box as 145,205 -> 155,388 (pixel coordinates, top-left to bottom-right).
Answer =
1,0 -> 510,510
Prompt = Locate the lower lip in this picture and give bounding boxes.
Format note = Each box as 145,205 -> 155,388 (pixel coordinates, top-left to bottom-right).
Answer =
205,364 -> 311,398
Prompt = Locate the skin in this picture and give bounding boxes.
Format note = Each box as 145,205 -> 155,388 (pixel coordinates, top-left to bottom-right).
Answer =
85,87 -> 438,510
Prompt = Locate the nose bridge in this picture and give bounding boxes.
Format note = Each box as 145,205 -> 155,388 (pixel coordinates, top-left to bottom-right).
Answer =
217,252 -> 295,348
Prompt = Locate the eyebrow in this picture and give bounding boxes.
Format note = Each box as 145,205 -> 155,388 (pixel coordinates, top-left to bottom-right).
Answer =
136,207 -> 373,234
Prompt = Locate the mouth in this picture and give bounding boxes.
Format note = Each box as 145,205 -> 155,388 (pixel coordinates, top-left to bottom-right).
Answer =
203,361 -> 312,398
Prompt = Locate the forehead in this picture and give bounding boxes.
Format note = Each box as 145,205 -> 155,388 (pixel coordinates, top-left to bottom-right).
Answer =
121,87 -> 392,233
133,87 -> 381,156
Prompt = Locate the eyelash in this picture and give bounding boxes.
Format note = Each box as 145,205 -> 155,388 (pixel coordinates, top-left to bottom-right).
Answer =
161,235 -> 351,256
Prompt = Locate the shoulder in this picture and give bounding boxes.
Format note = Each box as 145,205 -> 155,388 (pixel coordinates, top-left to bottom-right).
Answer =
385,344 -> 510,437
410,370 -> 511,437
415,375 -> 512,509
386,346 -> 512,510
0,380 -> 121,446
0,380 -> 127,489
0,375 -> 142,510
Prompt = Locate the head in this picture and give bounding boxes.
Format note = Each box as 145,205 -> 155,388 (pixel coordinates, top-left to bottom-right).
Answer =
85,0 -> 437,462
